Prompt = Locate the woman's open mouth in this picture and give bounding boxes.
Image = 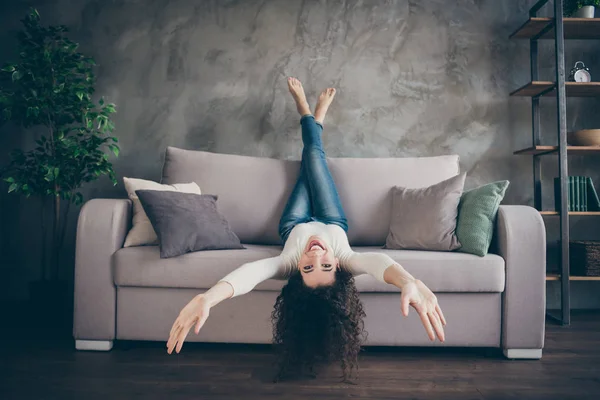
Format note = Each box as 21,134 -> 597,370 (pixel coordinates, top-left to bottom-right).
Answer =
307,239 -> 325,252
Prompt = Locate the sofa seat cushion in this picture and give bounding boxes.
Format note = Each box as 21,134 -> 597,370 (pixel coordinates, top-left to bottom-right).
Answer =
114,245 -> 505,293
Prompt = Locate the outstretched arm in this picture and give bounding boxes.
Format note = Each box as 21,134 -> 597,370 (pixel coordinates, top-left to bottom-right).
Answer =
167,256 -> 288,354
167,281 -> 233,354
339,248 -> 447,342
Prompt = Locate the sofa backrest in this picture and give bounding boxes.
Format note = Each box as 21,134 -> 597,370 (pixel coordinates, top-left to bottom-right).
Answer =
161,147 -> 460,246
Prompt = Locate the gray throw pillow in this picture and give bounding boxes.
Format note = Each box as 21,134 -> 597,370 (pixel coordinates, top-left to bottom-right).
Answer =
135,190 -> 244,258
385,173 -> 466,251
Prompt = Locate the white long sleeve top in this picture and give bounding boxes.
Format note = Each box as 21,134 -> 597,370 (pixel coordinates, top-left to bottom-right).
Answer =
218,221 -> 396,297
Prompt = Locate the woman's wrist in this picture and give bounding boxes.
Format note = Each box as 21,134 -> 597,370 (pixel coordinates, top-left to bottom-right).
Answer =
200,281 -> 234,308
384,263 -> 417,289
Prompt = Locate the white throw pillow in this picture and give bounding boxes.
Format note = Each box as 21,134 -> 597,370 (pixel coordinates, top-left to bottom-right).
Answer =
123,177 -> 201,247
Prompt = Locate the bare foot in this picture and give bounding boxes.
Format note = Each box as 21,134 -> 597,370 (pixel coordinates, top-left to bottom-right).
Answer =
287,77 -> 311,117
314,88 -> 336,124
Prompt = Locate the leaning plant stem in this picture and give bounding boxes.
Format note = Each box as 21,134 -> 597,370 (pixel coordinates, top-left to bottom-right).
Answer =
58,196 -> 71,265
40,196 -> 47,281
52,189 -> 60,281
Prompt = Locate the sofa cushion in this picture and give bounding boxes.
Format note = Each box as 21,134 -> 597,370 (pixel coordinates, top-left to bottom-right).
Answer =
386,173 -> 465,251
114,245 -> 505,293
456,180 -> 510,257
160,147 -> 460,246
135,191 -> 244,258
122,177 -> 201,247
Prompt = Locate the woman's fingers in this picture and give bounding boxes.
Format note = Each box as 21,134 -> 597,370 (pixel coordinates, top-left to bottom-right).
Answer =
400,293 -> 410,317
175,324 -> 192,353
168,321 -> 186,353
167,326 -> 182,354
418,309 -> 435,341
167,326 -> 178,350
436,304 -> 447,326
167,340 -> 176,354
428,311 -> 445,342
170,317 -> 182,337
167,337 -> 175,354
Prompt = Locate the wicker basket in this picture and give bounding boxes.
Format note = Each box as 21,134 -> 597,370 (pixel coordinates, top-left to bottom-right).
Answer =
570,241 -> 600,276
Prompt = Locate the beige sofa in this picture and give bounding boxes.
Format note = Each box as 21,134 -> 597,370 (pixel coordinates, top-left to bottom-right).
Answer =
73,147 -> 546,359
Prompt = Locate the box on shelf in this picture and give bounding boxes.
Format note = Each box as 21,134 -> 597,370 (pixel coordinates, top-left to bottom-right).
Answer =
570,241 -> 600,276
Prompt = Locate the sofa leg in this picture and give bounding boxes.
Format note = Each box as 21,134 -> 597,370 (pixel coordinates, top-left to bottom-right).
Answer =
75,340 -> 113,351
503,348 -> 542,359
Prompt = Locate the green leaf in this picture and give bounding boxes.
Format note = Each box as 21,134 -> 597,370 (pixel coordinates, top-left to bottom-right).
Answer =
30,8 -> 40,21
74,192 -> 84,205
54,168 -> 59,178
108,144 -> 120,157
1,65 -> 15,73
12,70 -> 23,81
4,177 -> 15,183
99,97 -> 104,106
76,92 -> 84,101
8,183 -> 18,193
104,104 -> 117,114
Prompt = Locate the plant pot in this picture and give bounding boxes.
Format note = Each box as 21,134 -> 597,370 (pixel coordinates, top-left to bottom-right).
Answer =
572,6 -> 595,18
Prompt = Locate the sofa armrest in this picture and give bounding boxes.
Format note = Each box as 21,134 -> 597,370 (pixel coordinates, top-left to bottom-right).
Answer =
496,205 -> 546,352
73,199 -> 131,341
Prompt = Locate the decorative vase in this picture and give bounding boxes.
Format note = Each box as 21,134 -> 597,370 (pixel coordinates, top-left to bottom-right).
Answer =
572,6 -> 595,18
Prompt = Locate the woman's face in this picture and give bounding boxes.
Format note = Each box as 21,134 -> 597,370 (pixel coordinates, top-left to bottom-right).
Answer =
297,235 -> 339,288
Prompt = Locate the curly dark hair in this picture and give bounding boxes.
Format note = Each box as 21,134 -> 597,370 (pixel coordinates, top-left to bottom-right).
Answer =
271,268 -> 367,382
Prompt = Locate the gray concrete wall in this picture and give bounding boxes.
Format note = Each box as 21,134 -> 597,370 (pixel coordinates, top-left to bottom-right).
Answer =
1,0 -> 599,308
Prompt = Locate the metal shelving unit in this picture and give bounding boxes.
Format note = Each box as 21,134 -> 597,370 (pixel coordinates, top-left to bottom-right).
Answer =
510,0 -> 600,326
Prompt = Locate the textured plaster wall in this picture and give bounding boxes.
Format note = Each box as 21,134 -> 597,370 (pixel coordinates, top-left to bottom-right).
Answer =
1,0 -> 599,307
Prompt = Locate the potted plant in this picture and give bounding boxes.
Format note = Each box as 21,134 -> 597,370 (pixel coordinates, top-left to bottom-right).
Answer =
0,9 -> 119,319
564,0 -> 600,18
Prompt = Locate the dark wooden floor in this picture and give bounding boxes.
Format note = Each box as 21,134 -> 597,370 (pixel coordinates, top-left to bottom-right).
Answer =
1,312 -> 600,400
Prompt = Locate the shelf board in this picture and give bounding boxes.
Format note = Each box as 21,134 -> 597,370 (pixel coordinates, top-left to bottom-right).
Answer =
539,211 -> 600,216
546,273 -> 600,281
510,81 -> 600,97
514,145 -> 600,155
510,17 -> 600,40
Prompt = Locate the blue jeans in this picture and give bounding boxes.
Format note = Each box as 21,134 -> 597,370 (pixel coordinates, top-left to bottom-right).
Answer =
278,115 -> 348,243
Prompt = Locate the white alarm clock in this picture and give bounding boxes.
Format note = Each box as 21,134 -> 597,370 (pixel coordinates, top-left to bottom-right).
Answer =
568,61 -> 592,83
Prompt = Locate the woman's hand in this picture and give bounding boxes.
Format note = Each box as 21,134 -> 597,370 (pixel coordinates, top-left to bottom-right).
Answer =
167,294 -> 210,354
400,279 -> 447,342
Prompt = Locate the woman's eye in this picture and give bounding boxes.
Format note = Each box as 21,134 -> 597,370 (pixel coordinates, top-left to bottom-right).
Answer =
303,265 -> 313,271
322,264 -> 331,268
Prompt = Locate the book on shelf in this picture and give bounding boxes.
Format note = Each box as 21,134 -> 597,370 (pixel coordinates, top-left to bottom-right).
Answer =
583,177 -> 588,211
588,177 -> 600,211
554,176 -> 600,212
575,177 -> 580,212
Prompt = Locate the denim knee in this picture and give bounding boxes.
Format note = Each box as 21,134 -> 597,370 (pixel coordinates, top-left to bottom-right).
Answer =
303,146 -> 325,158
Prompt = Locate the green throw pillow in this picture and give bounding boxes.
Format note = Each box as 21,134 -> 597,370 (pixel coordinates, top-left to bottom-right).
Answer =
456,181 -> 509,257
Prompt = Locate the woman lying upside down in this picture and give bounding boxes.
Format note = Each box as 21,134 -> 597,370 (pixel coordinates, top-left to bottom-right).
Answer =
167,78 -> 446,381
